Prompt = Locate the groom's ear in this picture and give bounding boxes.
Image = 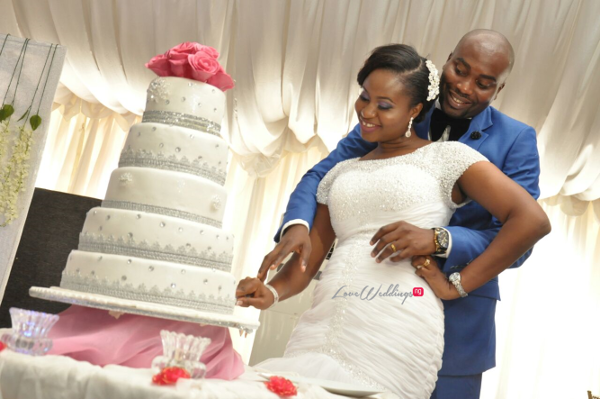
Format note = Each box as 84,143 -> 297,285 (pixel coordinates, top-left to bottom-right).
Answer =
494,83 -> 506,100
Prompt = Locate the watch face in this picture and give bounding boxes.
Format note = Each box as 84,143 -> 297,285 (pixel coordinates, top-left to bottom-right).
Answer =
449,272 -> 460,283
436,228 -> 449,250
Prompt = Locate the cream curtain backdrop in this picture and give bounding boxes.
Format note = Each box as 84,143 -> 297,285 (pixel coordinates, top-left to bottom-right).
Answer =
1,0 -> 599,397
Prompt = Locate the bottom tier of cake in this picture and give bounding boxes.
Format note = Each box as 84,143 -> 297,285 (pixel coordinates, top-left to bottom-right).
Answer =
61,251 -> 236,314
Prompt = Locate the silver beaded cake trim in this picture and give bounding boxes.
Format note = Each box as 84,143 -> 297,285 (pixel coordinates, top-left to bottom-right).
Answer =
119,148 -> 226,186
142,110 -> 221,137
78,233 -> 232,272
102,200 -> 222,228
147,78 -> 170,103
60,273 -> 234,314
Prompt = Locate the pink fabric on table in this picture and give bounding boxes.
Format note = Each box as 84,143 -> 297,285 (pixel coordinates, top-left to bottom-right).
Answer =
47,305 -> 244,380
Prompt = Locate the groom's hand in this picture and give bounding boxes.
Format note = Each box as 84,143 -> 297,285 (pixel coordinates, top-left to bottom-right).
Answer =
370,221 -> 436,263
257,224 -> 311,282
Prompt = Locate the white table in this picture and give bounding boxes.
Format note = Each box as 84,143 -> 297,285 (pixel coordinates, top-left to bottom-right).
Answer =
0,350 -> 393,399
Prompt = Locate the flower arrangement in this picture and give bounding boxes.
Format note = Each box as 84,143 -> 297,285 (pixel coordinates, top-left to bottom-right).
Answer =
0,123 -> 35,227
0,39 -> 56,227
264,376 -> 298,397
152,366 -> 191,385
145,42 -> 234,92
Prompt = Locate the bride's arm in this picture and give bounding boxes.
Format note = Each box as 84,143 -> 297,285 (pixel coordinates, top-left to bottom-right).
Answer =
236,204 -> 336,309
419,161 -> 551,299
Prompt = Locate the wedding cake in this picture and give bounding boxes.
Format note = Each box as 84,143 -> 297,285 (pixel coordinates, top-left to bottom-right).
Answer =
57,44 -> 240,316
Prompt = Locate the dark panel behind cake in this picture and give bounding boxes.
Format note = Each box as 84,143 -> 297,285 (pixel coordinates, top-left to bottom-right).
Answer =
0,188 -> 101,327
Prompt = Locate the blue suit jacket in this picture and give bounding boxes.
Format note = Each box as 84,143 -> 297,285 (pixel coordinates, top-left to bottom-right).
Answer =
275,105 -> 540,375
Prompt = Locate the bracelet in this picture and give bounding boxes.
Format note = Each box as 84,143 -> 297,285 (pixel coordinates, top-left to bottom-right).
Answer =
265,284 -> 280,308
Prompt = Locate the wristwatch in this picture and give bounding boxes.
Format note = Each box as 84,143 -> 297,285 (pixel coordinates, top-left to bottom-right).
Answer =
448,272 -> 468,298
432,227 -> 449,256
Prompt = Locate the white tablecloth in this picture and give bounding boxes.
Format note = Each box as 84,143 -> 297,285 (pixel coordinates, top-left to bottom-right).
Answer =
0,350 -> 392,399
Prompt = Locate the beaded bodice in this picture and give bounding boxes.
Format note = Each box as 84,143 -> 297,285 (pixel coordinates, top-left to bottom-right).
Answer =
316,142 -> 487,241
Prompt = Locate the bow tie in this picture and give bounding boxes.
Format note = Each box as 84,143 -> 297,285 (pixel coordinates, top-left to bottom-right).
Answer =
430,108 -> 471,142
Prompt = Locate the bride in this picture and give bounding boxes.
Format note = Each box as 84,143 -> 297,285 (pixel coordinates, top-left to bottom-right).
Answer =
235,44 -> 550,397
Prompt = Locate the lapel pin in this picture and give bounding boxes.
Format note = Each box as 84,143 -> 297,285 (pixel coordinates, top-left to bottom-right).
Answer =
470,131 -> 481,140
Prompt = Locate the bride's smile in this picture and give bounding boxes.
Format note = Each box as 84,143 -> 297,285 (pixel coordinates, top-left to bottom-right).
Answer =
354,68 -> 426,159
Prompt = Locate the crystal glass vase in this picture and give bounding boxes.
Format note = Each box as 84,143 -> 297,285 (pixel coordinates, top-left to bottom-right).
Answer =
0,308 -> 60,356
151,330 -> 212,379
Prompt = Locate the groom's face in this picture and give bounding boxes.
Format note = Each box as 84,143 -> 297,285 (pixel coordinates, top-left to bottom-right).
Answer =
439,39 -> 510,119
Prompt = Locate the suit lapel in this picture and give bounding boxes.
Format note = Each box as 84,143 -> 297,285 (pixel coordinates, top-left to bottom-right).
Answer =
416,105 -> 494,150
459,107 -> 493,150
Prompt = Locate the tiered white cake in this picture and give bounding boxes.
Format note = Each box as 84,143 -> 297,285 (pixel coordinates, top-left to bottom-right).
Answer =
59,77 -> 237,315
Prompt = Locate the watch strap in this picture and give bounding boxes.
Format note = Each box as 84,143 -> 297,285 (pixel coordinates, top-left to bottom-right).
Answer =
449,272 -> 468,298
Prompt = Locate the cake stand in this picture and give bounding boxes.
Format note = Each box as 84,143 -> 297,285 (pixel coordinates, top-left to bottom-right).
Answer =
29,286 -> 259,334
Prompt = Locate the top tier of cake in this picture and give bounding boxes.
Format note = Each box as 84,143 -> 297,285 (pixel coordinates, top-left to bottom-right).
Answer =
143,77 -> 226,136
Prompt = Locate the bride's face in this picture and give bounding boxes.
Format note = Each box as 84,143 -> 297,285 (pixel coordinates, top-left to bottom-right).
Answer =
355,69 -> 419,143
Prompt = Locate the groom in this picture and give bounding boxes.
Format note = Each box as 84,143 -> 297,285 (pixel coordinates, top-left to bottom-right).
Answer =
258,30 -> 540,399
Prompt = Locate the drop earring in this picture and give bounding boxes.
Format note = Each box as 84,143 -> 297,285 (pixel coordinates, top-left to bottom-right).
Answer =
405,117 -> 413,138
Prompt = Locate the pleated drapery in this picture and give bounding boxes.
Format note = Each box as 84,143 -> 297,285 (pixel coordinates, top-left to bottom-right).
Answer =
1,1 -> 599,397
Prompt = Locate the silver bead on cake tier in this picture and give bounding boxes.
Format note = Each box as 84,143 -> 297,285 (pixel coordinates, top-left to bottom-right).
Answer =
211,196 -> 222,211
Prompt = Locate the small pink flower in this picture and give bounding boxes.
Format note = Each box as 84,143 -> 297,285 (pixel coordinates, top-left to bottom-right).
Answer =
207,69 -> 234,92
166,42 -> 203,59
197,44 -> 220,59
168,58 -> 193,78
264,376 -> 297,396
152,367 -> 191,385
167,42 -> 204,78
188,51 -> 221,81
145,54 -> 171,77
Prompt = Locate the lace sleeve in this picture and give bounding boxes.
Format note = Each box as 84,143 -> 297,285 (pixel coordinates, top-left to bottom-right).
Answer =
436,142 -> 488,208
316,160 -> 352,205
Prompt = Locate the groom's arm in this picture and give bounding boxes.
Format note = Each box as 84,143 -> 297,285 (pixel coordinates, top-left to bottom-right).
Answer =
273,124 -> 375,242
442,126 -> 540,273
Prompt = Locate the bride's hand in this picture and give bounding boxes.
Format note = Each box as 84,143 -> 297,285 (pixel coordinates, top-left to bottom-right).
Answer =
235,277 -> 276,310
411,256 -> 460,300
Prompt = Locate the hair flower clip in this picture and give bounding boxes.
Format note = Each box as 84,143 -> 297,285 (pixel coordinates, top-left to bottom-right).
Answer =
425,60 -> 440,101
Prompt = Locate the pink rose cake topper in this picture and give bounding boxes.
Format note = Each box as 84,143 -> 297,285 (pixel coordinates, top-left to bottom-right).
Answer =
145,42 -> 234,92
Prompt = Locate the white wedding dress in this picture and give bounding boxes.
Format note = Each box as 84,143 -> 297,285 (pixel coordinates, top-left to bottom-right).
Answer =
258,142 -> 486,397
